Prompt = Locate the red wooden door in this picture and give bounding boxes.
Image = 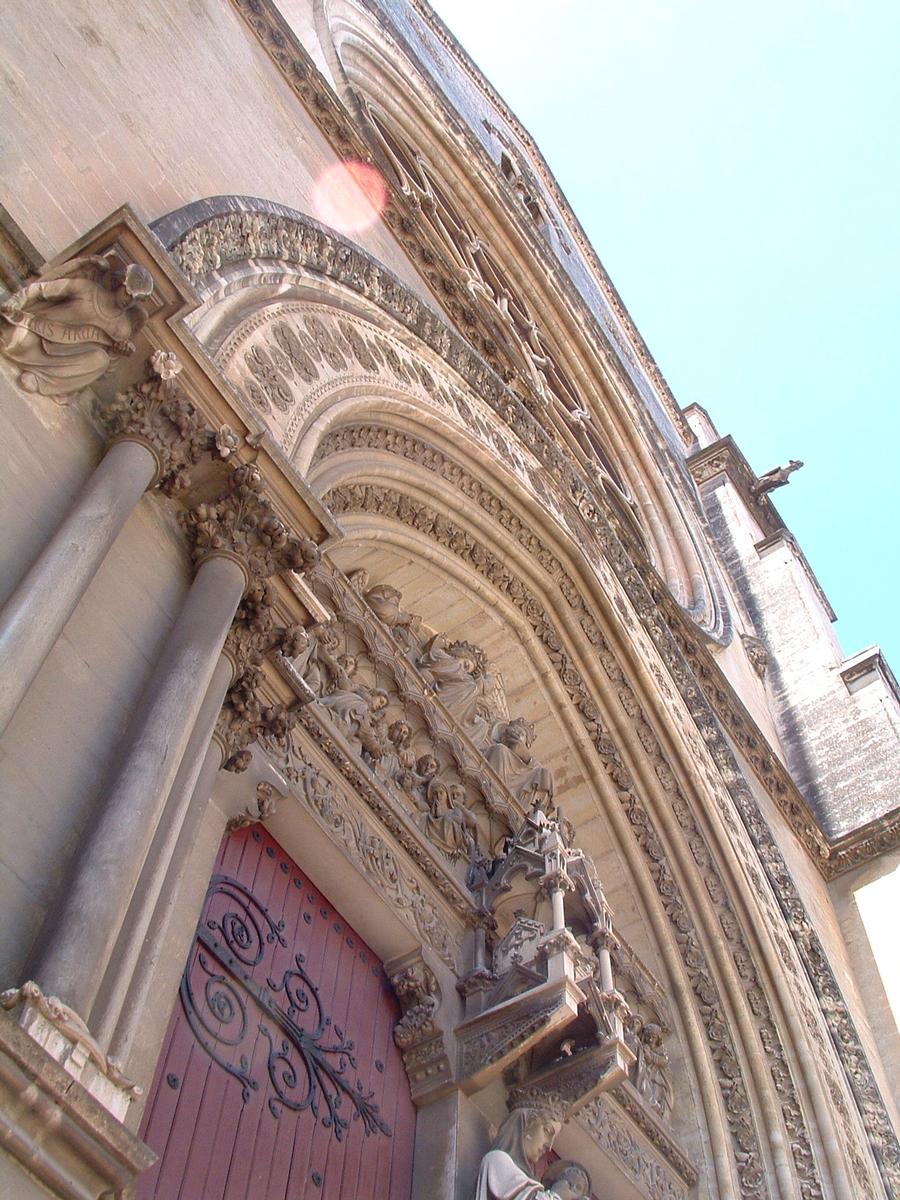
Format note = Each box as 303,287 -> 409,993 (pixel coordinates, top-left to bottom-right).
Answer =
138,825 -> 415,1200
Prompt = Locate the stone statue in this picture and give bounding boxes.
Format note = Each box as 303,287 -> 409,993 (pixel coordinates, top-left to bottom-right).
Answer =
418,776 -> 477,860
751,459 -> 803,497
541,1160 -> 592,1199
318,653 -> 389,759
0,256 -> 153,395
362,581 -> 422,652
634,1022 -> 674,1120
474,1106 -> 566,1200
293,623 -> 339,698
398,752 -> 439,810
418,632 -> 493,748
379,718 -> 416,785
485,718 -> 554,809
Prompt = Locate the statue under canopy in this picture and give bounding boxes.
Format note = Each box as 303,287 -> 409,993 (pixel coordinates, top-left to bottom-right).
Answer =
474,1099 -> 590,1200
0,256 -> 153,396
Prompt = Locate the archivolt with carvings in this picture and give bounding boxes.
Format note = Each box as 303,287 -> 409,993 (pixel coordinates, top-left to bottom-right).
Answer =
321,452 -> 882,1199
324,482 -> 817,1200
158,202 -> 897,1196
162,201 -> 849,876
314,441 -> 895,1194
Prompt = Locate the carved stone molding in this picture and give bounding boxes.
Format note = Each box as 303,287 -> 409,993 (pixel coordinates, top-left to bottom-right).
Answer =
224,780 -> 283,834
283,752 -> 459,971
610,1081 -> 699,1187
0,981 -> 139,1122
579,1091 -> 690,1200
0,1010 -> 155,1200
225,0 -> 693,454
456,982 -> 580,1092
318,424 -> 895,1193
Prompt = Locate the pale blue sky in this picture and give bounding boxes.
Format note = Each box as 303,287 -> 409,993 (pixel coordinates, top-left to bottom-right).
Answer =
432,0 -> 899,667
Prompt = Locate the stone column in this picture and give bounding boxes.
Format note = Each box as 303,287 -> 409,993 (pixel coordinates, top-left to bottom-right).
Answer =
91,652 -> 234,1048
0,354 -> 206,736
27,463 -> 319,1022
31,553 -> 247,1019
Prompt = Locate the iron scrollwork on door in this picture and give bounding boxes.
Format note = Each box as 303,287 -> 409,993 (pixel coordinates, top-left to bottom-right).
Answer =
180,874 -> 392,1141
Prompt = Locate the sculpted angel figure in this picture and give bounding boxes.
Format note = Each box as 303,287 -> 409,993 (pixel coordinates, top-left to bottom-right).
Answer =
0,256 -> 153,396
475,1105 -> 583,1200
485,718 -> 554,810
418,632 -> 493,749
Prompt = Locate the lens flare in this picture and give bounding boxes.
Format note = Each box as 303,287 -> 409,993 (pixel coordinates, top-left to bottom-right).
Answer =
312,160 -> 387,236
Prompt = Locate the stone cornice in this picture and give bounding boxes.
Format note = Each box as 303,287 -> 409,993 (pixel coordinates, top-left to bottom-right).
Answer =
686,436 -> 784,536
0,1009 -> 155,1199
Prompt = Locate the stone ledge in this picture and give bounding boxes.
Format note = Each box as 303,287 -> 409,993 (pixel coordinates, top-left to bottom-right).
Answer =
0,1010 -> 154,1200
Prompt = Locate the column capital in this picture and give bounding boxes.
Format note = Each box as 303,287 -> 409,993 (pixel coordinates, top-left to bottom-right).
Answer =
213,665 -> 298,772
180,462 -> 320,584
96,351 -> 210,495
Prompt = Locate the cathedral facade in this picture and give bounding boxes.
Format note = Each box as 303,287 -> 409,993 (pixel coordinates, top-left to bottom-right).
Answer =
0,4 -> 897,1199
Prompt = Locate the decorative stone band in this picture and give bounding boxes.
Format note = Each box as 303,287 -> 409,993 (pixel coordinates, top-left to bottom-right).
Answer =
280,754 -> 460,972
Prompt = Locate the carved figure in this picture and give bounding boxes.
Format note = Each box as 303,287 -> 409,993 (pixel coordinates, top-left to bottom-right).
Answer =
0,256 -> 153,395
751,459 -> 803,496
398,752 -> 439,810
419,776 -> 477,860
292,623 -> 338,697
379,719 -> 416,785
474,1107 -> 563,1200
363,581 -> 422,651
318,653 -> 389,759
541,1160 -> 591,1199
485,718 -> 554,809
418,632 -> 493,748
634,1022 -> 674,1120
